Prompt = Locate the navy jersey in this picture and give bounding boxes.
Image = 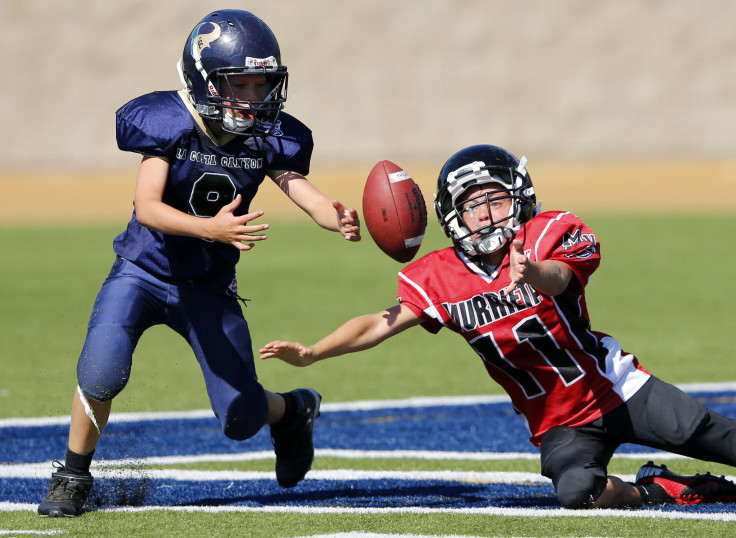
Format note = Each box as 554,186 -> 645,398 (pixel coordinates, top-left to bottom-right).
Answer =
112,89 -> 313,280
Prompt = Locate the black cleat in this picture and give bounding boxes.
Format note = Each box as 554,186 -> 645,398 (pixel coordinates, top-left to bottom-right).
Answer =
636,461 -> 736,505
270,388 -> 321,488
37,461 -> 94,517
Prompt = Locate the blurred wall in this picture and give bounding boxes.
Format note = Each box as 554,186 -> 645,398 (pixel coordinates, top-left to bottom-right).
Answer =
1,0 -> 734,172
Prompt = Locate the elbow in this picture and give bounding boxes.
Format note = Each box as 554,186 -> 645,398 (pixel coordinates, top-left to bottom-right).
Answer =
546,284 -> 569,297
544,275 -> 572,297
134,199 -> 161,231
135,205 -> 154,229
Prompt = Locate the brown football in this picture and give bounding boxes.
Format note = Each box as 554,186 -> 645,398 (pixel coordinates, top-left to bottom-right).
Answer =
362,160 -> 427,263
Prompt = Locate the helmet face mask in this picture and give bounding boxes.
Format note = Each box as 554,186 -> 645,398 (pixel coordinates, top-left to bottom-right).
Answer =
209,69 -> 288,135
454,184 -> 518,255
435,145 -> 537,257
178,10 -> 288,137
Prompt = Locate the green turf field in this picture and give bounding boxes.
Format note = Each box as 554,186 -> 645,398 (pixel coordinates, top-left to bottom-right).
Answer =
2,213 -> 736,536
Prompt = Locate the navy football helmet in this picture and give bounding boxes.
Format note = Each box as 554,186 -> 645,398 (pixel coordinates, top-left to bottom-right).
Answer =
435,145 -> 538,257
178,10 -> 288,136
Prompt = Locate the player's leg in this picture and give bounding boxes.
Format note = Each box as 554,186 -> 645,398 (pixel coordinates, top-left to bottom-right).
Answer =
175,280 -> 320,487
539,413 -> 674,508
539,422 -> 632,508
643,378 -> 736,467
38,257 -> 163,517
680,409 -> 736,465
37,390 -> 114,518
592,475 -> 644,507
618,376 -> 736,503
68,387 -> 112,456
177,287 -> 270,440
266,390 -> 286,423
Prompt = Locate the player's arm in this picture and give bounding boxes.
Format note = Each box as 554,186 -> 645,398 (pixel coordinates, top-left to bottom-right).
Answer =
268,169 -> 361,241
505,239 -> 573,296
259,304 -> 422,367
134,156 -> 269,251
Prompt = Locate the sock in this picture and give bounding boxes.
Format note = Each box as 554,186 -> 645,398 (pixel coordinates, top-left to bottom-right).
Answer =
634,483 -> 673,505
272,392 -> 297,430
64,447 -> 95,476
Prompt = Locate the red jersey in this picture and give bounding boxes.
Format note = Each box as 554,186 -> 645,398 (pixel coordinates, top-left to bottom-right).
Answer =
397,211 -> 650,446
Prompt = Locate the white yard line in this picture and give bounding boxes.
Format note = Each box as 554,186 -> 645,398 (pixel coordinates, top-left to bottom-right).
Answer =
0,448 -> 698,476
3,381 -> 735,428
3,501 -> 736,522
0,467 -> 552,483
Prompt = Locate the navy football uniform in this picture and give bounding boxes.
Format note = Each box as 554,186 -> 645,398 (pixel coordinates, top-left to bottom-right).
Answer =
38,11 -> 334,516
76,90 -> 313,440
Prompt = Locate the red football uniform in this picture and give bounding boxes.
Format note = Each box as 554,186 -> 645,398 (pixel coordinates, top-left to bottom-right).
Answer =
397,211 -> 651,446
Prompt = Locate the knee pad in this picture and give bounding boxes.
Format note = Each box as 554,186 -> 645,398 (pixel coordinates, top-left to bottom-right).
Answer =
218,391 -> 269,441
77,324 -> 134,401
555,467 -> 607,509
541,425 -> 608,509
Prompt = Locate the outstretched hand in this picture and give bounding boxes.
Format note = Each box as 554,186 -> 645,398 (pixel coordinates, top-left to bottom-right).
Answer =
259,341 -> 316,367
205,194 -> 270,251
333,200 -> 361,241
505,239 -> 527,295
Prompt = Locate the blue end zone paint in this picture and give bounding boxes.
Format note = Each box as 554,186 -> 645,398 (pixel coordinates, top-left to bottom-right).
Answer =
4,475 -> 736,515
4,399 -> 535,463
4,390 -> 735,463
4,389 -> 736,513
3,477 -> 559,509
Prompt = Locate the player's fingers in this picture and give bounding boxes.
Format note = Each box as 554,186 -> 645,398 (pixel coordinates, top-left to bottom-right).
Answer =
239,209 -> 266,224
222,194 -> 242,212
342,209 -> 360,225
233,241 -> 256,251
235,216 -> 269,236
241,233 -> 268,243
241,222 -> 270,235
259,341 -> 292,352
258,342 -> 278,355
258,346 -> 278,359
332,199 -> 346,213
342,228 -> 361,241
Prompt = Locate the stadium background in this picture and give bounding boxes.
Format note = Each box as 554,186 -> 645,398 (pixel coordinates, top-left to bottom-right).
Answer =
1,0 -> 735,222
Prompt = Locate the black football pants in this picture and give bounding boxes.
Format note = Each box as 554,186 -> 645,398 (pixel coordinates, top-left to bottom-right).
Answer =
539,376 -> 736,508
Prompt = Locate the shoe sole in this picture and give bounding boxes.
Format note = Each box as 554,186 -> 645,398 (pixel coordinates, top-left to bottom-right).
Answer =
38,509 -> 80,518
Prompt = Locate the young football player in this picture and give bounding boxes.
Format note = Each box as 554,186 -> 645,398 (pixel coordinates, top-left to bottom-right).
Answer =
260,143 -> 736,509
38,9 -> 360,518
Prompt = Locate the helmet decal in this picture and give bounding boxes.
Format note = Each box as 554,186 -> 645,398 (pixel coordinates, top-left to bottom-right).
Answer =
192,22 -> 222,61
190,22 -> 222,97
244,56 -> 278,69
